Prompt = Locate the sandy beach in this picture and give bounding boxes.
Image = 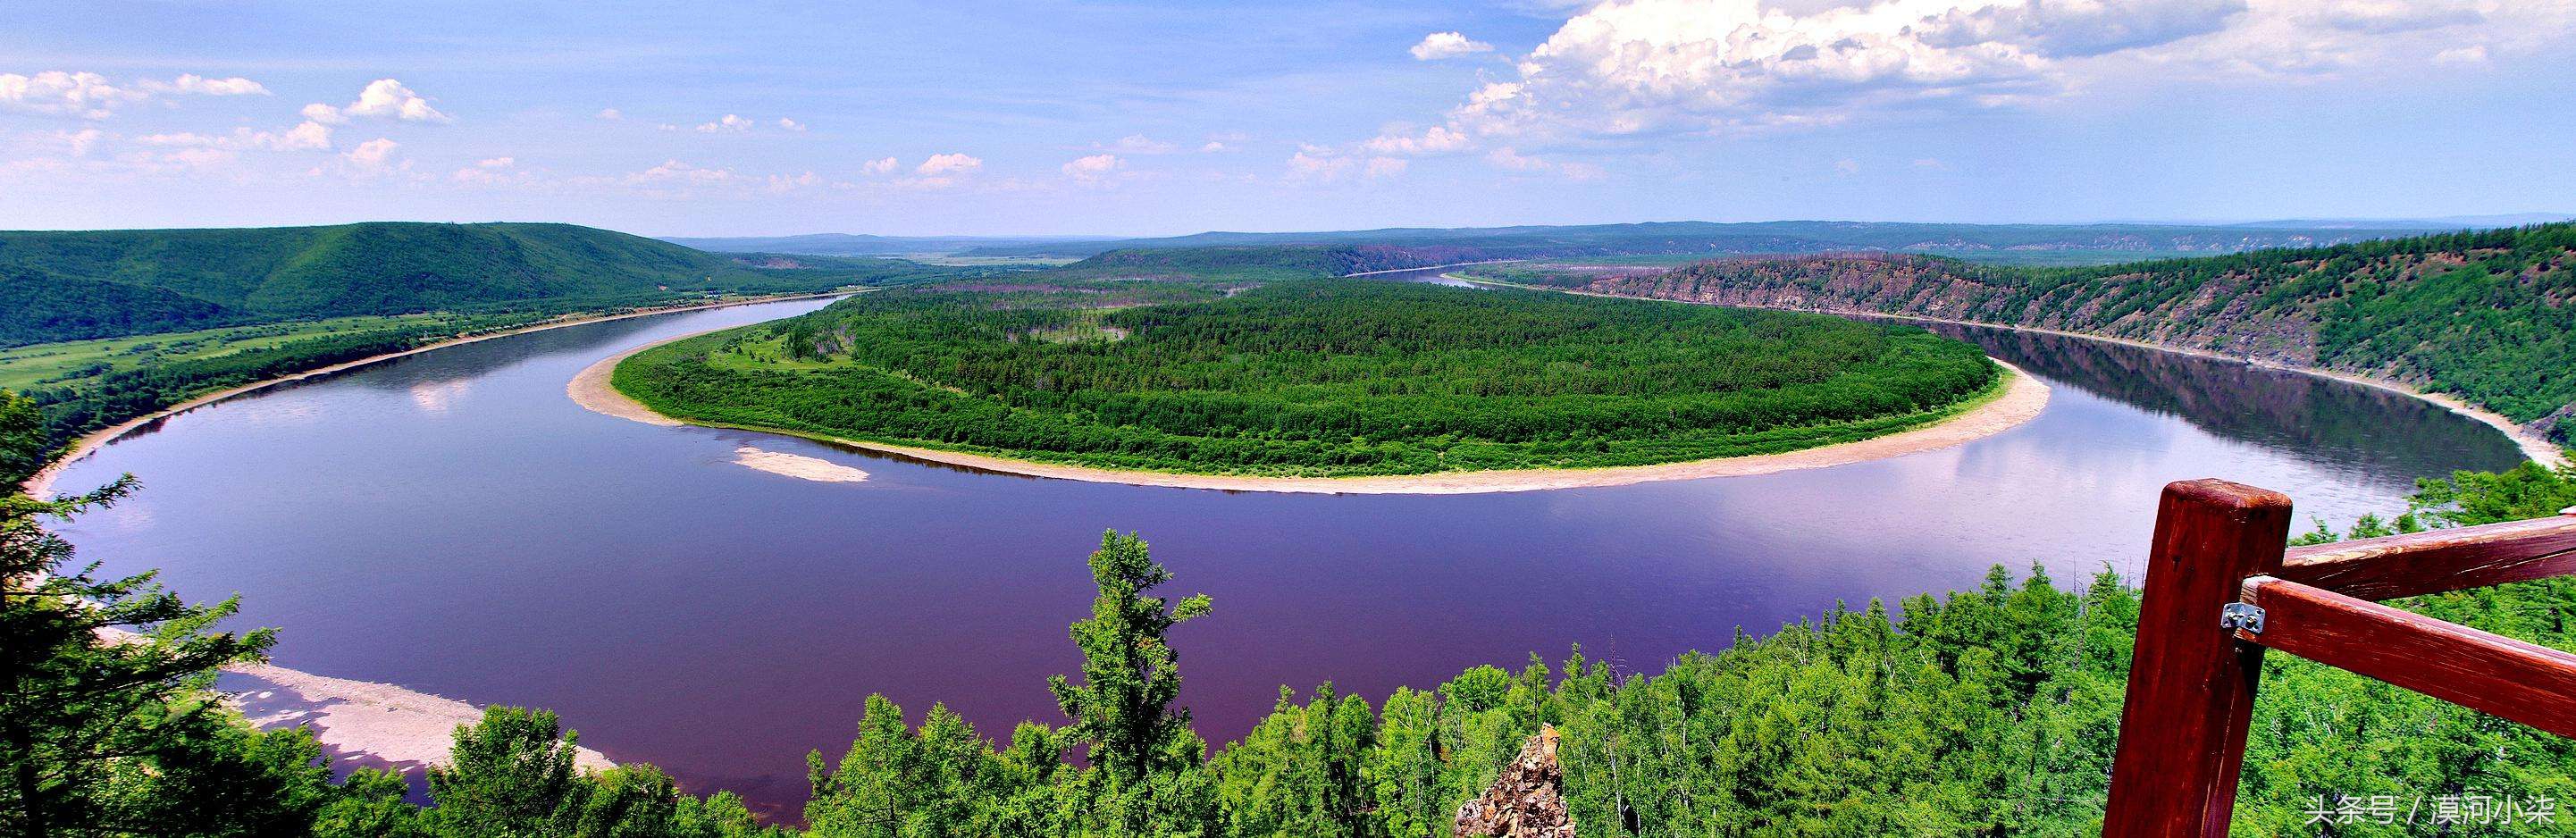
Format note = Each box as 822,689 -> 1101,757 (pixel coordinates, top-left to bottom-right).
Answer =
226,662 -> 615,784
734,445 -> 871,482
571,332 -> 2052,494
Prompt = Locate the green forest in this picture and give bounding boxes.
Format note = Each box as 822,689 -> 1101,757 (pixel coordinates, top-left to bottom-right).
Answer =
0,222 -> 941,347
1523,222 -> 2576,441
0,222 -> 972,457
611,280 -> 2001,477
6,385 -> 2573,836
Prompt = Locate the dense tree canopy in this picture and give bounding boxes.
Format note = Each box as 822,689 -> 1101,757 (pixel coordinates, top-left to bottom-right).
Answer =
615,280 -> 2002,476
0,222 -> 942,347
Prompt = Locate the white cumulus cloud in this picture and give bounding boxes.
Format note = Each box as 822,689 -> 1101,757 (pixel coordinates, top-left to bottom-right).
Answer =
139,74 -> 270,96
348,79 -> 447,122
1103,134 -> 1178,154
1061,153 -> 1123,181
697,113 -> 754,132
1410,31 -> 1496,60
629,159 -> 736,186
859,156 -> 900,175
777,117 -> 808,131
915,153 -> 981,176
59,128 -> 104,156
0,71 -> 147,119
1360,125 -> 1473,156
306,79 -> 448,125
902,153 -> 983,189
342,138 -> 399,168
1287,145 -> 1356,180
2432,44 -> 2488,63
137,120 -> 332,153
0,71 -> 273,119
1409,0 -> 2576,146
1485,147 -> 1550,172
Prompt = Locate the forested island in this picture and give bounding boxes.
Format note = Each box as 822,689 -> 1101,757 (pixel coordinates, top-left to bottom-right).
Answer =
608,279 -> 2005,479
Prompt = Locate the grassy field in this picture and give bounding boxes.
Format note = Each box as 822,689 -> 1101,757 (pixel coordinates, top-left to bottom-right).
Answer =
0,313 -> 488,392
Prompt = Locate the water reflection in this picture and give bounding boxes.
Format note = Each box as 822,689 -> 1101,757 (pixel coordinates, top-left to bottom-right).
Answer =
1915,322 -> 2521,491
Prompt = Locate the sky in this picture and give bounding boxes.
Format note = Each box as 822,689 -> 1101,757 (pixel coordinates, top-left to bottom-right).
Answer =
3,0 -> 2572,238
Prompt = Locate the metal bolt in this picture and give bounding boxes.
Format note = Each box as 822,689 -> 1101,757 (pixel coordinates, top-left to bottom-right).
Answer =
2219,602 -> 2266,634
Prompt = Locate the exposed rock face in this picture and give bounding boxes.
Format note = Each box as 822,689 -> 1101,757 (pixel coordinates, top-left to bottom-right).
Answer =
1454,725 -> 1573,838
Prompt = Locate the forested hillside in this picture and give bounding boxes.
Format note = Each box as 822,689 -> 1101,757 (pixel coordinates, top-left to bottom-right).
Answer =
1528,223 -> 2576,441
0,222 -> 927,346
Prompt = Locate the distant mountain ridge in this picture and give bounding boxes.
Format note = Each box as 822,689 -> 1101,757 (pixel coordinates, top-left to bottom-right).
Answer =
660,232 -> 1095,256
2222,214 -> 2573,230
680,220 -> 2463,263
980,221 -> 2450,260
0,222 -> 910,346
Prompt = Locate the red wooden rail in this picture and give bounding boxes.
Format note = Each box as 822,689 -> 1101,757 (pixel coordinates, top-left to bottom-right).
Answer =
2102,480 -> 2576,836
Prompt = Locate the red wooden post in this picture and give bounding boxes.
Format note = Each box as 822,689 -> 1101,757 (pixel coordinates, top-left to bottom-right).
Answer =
2103,480 -> 2294,837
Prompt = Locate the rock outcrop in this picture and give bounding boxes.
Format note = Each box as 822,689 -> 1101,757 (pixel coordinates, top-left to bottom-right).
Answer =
1454,725 -> 1573,837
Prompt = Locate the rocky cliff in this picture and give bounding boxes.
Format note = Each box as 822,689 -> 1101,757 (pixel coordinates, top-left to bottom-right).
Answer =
1454,725 -> 1573,838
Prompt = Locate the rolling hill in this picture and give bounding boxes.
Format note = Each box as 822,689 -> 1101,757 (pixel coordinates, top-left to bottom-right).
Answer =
0,222 -> 926,346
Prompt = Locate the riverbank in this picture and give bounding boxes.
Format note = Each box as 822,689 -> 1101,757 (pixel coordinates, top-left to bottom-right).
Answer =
225,662 -> 616,785
19,290 -> 853,500
1787,312 -> 2563,469
1451,274 -> 2572,469
572,331 -> 2050,493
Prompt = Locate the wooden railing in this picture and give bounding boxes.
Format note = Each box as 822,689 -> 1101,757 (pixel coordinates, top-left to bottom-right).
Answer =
2102,479 -> 2576,836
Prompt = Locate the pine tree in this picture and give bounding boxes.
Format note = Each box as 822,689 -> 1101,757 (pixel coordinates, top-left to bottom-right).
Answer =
0,393 -> 289,835
1049,530 -> 1218,834
424,706 -> 588,836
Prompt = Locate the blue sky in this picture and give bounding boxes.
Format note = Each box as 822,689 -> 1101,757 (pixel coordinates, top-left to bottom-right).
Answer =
3,0 -> 2571,237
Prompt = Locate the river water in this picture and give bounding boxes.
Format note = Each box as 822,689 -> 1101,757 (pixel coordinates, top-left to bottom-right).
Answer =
48,287 -> 2526,813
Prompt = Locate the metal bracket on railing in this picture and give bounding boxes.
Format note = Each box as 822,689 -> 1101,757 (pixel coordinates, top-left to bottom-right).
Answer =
2220,602 -> 2266,634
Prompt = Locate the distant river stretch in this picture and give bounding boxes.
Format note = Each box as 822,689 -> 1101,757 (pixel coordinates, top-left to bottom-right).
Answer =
52,276 -> 2526,814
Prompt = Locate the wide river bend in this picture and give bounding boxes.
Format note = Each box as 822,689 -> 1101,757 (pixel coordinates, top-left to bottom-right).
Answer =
50,287 -> 2526,813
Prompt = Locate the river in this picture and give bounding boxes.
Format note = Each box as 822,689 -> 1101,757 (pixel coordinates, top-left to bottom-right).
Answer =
47,289 -> 2527,814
